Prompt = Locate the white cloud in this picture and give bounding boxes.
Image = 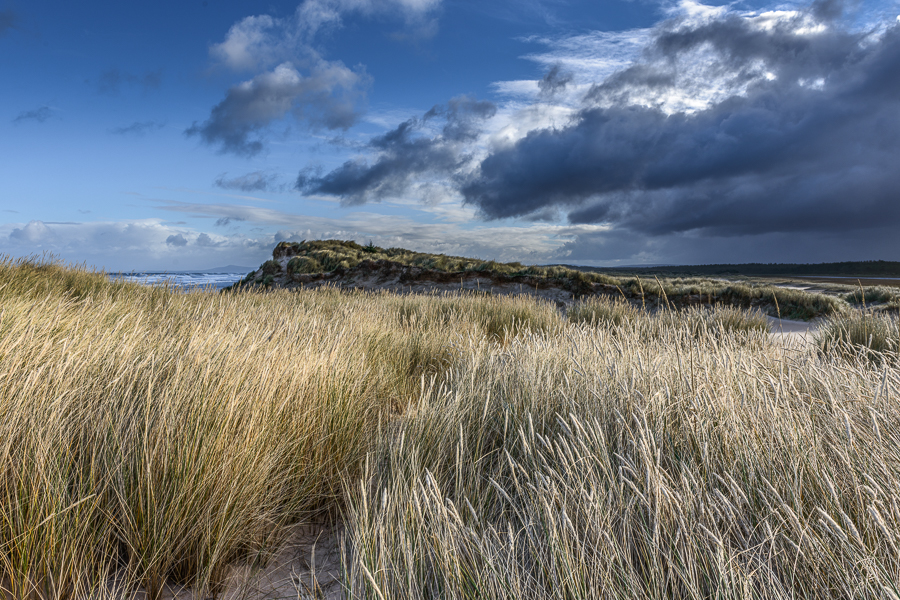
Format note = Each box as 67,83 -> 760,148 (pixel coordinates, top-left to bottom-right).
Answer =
498,0 -> 845,121
1,219 -> 271,272
520,29 -> 651,85
211,0 -> 442,72
200,0 -> 439,154
668,0 -> 727,22
296,0 -> 441,35
211,15 -> 285,72
483,28 -> 653,147
746,8 -> 831,35
8,220 -> 52,243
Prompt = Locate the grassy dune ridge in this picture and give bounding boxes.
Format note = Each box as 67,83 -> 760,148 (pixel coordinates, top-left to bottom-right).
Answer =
1,256 -> 900,599
244,240 -> 849,320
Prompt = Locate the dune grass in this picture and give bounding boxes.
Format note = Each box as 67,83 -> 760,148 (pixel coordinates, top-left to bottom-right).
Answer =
817,310 -> 900,364
568,296 -> 770,338
347,312 -> 900,599
2,256 -> 899,599
844,286 -> 900,308
613,277 -> 847,320
0,257 -> 557,599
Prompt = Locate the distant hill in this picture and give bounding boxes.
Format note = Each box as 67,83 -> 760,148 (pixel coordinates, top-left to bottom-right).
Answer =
576,260 -> 900,278
232,239 -> 855,319
238,239 -> 615,289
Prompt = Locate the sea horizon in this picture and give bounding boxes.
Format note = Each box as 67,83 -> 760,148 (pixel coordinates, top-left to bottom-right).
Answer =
109,270 -> 250,290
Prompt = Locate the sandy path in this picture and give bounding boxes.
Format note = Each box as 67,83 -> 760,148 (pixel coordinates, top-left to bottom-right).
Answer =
767,316 -> 822,344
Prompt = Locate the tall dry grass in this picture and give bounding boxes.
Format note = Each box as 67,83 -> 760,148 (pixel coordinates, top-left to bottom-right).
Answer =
0,257 -> 557,599
568,297 -> 770,338
817,311 -> 900,364
3,256 -> 899,599
346,306 -> 900,599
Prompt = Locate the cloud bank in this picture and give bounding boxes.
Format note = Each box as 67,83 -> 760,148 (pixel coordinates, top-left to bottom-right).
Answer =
297,95 -> 496,203
186,60 -> 369,156
0,219 -> 274,272
191,0 -> 441,157
301,0 -> 900,264
463,2 -> 900,241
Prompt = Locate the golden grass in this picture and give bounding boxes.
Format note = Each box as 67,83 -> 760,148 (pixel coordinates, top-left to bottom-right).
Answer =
347,318 -> 900,599
2,256 -> 899,599
0,257 -> 558,598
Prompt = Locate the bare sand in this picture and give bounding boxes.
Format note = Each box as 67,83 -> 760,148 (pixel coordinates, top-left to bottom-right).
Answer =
142,523 -> 344,600
767,316 -> 821,344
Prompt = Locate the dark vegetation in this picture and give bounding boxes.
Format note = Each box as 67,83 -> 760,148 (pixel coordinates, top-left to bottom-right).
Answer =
269,239 -> 618,283
843,286 -> 900,309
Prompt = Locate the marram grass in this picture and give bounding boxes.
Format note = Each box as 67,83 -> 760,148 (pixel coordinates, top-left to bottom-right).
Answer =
0,256 -> 558,599
817,310 -> 900,364
347,318 -> 900,599
1,257 -> 899,599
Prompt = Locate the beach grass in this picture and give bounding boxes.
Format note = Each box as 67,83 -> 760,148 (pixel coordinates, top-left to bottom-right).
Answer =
2,256 -> 899,599
817,310 -> 900,363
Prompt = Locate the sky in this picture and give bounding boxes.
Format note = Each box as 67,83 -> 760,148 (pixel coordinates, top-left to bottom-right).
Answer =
2,0 -> 900,271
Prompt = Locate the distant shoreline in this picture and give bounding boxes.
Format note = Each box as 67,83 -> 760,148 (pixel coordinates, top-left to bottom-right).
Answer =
783,276 -> 900,287
109,272 -> 248,290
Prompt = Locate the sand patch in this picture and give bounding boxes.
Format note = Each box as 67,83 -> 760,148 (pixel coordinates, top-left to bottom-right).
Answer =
123,523 -> 345,600
767,316 -> 822,344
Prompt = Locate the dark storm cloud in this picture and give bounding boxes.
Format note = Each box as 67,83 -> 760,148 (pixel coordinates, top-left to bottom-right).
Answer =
95,68 -> 163,95
538,64 -> 573,97
186,60 -> 369,157
0,9 -> 17,35
297,96 -> 496,203
462,6 -> 900,239
555,226 -> 900,266
423,96 -> 497,141
109,120 -> 165,135
214,171 -> 281,192
13,106 -> 52,123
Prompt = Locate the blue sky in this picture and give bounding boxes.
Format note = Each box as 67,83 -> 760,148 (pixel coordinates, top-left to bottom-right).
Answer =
2,0 -> 899,271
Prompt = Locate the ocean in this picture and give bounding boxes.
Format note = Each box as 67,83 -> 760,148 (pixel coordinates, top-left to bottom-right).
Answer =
109,271 -> 250,290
